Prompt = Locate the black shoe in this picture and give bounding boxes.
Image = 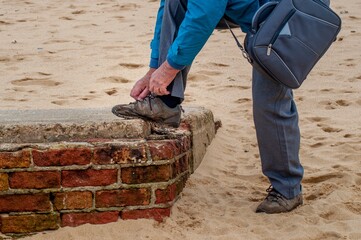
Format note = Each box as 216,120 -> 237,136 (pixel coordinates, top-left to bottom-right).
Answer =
256,186 -> 303,214
112,95 -> 182,128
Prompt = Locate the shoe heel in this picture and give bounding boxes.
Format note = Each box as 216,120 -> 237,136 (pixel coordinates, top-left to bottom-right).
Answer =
164,114 -> 181,128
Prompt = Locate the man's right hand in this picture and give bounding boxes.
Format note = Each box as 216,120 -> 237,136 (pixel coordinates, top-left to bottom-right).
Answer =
130,68 -> 156,100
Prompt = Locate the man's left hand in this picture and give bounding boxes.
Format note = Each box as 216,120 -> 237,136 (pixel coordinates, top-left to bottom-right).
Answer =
149,60 -> 180,96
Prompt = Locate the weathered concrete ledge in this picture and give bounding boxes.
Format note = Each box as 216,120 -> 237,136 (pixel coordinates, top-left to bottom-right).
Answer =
0,107 -> 218,236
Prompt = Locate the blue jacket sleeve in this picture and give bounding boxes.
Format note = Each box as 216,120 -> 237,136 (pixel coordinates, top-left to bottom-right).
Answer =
149,0 -> 165,69
166,0 -> 228,70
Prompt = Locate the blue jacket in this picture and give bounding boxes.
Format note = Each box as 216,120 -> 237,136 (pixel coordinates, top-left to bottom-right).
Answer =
149,0 -> 260,70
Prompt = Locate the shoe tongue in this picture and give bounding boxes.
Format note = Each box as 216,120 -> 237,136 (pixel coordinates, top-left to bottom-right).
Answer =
268,189 -> 284,199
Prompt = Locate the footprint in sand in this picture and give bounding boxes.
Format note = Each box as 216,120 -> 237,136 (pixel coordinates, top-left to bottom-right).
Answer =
234,98 -> 251,104
104,88 -> 118,96
97,76 -> 131,84
3,98 -> 28,102
12,87 -> 36,93
51,100 -> 69,106
119,3 -> 140,11
319,99 -> 351,110
348,75 -> 361,82
310,142 -> 325,148
11,77 -> 61,87
304,182 -> 337,201
77,94 -> 99,101
71,10 -> 86,15
306,116 -> 329,123
318,72 -> 334,77
37,72 -> 52,76
197,70 -> 223,76
118,63 -> 144,69
0,20 -> 12,25
317,123 -> 343,133
59,16 -> 74,21
209,62 -> 230,67
335,99 -> 351,106
137,32 -> 154,38
0,57 -> 11,62
304,172 -> 344,184
187,74 -> 210,81
345,202 -> 361,215
343,133 -> 357,138
74,24 -> 98,29
339,58 -> 356,67
349,15 -> 361,20
1,56 -> 26,63
113,16 -> 125,20
43,39 -> 70,44
320,88 -> 334,92
224,84 -> 250,90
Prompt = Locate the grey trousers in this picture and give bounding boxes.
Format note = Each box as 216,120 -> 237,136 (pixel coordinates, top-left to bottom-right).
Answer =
158,0 -> 303,199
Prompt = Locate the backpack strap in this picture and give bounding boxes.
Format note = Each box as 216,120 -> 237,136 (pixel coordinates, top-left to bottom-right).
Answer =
223,19 -> 251,63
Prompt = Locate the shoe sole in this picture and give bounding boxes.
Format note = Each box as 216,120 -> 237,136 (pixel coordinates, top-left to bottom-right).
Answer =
111,106 -> 179,128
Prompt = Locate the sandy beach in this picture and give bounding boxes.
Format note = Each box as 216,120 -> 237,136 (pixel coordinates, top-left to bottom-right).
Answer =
1,0 -> 361,239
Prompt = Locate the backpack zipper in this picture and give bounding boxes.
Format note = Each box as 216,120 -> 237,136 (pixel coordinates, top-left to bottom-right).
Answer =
267,9 -> 296,56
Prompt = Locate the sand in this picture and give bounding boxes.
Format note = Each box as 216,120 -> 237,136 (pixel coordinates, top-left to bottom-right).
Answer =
1,0 -> 361,239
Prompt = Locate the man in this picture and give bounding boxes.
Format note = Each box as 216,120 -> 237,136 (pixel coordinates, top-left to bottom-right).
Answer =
112,0 -> 303,214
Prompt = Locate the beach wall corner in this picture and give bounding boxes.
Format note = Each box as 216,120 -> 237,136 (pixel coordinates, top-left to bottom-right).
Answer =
0,107 -> 219,236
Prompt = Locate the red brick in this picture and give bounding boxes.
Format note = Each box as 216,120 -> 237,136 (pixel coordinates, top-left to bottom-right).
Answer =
148,140 -> 182,161
180,136 -> 192,151
0,194 -> 50,212
9,171 -> 60,189
93,144 -> 147,164
0,150 -> 31,168
61,211 -> 119,227
174,174 -> 189,197
172,154 -> 189,178
121,208 -> 171,222
121,165 -> 171,184
155,174 -> 189,205
0,214 -> 59,233
32,148 -> 92,166
53,191 -> 93,210
179,121 -> 191,131
155,184 -> 177,204
96,188 -> 150,208
62,169 -> 117,187
0,173 -> 9,191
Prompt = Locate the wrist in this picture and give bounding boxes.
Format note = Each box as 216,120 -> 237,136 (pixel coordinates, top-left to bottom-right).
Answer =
163,60 -> 180,74
143,68 -> 156,79
146,68 -> 157,76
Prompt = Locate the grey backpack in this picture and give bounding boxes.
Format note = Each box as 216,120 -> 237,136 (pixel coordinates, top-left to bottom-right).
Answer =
227,0 -> 342,89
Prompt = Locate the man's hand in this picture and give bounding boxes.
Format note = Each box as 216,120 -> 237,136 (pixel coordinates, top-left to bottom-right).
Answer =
130,68 -> 156,100
149,60 -> 180,96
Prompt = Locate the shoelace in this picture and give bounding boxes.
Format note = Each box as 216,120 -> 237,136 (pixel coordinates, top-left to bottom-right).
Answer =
146,94 -> 155,111
132,94 -> 155,111
265,186 -> 285,202
133,94 -> 183,113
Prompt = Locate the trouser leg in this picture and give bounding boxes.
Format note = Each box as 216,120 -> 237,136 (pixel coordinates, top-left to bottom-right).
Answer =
158,0 -> 191,100
252,68 -> 303,199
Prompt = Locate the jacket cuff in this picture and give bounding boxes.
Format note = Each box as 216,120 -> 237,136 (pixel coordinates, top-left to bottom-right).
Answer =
149,58 -> 159,69
167,57 -> 186,70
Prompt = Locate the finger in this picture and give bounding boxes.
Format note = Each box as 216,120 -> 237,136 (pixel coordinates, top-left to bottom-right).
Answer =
160,87 -> 170,95
149,82 -> 157,93
130,85 -> 144,99
130,89 -> 139,100
157,87 -> 170,96
137,88 -> 150,100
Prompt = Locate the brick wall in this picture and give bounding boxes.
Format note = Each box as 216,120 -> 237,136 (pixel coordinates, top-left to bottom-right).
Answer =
0,129 -> 191,235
